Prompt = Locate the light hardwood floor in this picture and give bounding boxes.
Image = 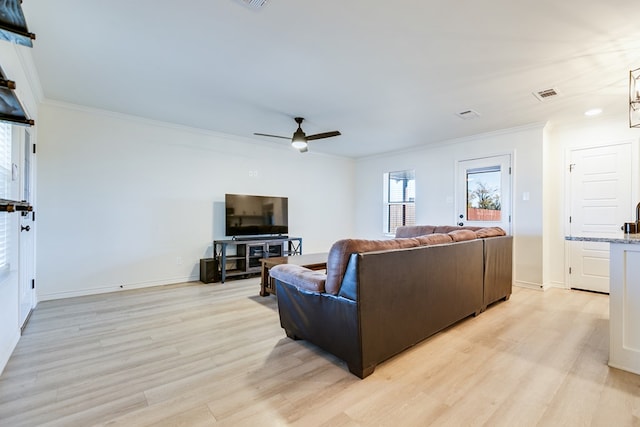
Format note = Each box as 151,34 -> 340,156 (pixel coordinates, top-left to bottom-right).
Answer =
1,279 -> 639,427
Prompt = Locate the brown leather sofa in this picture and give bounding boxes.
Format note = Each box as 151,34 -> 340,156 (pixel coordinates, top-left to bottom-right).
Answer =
270,226 -> 512,378
396,225 -> 513,309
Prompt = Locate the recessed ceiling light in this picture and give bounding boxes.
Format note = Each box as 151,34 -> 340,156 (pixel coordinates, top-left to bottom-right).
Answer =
584,108 -> 603,117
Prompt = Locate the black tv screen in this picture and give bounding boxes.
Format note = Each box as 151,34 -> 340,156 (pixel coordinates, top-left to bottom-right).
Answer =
225,194 -> 289,237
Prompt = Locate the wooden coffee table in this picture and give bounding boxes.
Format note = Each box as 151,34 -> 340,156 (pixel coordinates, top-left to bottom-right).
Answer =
260,252 -> 328,296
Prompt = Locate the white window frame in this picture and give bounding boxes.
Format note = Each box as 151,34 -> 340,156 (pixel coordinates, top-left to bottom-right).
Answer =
383,169 -> 416,235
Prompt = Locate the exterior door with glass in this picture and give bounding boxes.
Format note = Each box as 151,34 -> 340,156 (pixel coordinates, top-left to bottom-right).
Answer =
456,155 -> 512,233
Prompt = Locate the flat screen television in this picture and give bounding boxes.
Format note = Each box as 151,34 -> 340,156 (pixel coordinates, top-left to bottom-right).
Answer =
225,193 -> 288,237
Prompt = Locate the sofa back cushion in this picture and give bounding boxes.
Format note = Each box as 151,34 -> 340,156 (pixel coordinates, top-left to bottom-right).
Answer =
414,233 -> 453,245
395,225 -> 436,238
395,224 -> 506,239
434,225 -> 482,233
325,238 -> 420,294
397,224 -> 484,237
474,227 -> 506,238
448,229 -> 478,242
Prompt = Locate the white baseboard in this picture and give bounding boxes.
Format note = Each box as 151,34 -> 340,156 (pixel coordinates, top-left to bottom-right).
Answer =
514,280 -> 545,291
38,275 -> 200,301
548,281 -> 569,290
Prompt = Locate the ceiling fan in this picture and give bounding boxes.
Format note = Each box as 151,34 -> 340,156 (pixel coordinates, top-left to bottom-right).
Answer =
254,117 -> 341,153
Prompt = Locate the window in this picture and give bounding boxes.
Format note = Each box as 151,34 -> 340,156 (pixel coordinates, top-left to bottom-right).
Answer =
456,155 -> 511,234
384,170 -> 415,234
466,166 -> 501,221
0,122 -> 11,275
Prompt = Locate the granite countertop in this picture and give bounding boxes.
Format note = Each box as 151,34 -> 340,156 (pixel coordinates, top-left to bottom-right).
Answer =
565,233 -> 640,244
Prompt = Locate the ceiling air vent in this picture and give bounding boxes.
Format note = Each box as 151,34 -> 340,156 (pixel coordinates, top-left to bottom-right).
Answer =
237,0 -> 269,8
456,109 -> 481,120
533,88 -> 560,102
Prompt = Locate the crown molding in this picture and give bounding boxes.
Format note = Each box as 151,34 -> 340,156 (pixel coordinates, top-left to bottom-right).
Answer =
356,122 -> 547,162
14,43 -> 43,105
40,99 -> 354,162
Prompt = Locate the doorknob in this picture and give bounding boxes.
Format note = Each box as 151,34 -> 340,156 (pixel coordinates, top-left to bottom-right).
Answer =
21,225 -> 30,232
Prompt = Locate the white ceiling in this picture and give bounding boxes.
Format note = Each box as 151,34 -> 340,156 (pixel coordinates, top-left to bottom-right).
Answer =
21,0 -> 640,158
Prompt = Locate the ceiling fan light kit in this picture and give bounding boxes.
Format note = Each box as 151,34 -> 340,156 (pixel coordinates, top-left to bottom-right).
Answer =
630,68 -> 640,128
291,119 -> 308,151
254,117 -> 341,153
291,138 -> 308,151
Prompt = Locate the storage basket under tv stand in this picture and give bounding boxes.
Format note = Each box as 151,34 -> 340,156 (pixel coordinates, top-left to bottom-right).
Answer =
213,236 -> 302,283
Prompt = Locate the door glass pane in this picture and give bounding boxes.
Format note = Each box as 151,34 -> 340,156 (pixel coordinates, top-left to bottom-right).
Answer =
0,123 -> 10,275
0,122 -> 10,199
467,166 -> 501,221
23,130 -> 30,202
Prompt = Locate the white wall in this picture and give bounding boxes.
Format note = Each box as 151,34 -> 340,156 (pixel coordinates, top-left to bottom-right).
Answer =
36,103 -> 355,299
0,41 -> 40,374
36,107 -> 630,299
354,124 -> 546,289
542,124 -> 555,288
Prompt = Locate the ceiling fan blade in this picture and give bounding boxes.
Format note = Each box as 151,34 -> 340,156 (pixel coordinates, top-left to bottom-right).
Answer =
254,132 -> 291,140
306,131 -> 341,141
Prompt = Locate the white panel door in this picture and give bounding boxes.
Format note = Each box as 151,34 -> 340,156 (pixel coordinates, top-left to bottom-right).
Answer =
569,143 -> 633,293
456,155 -> 512,234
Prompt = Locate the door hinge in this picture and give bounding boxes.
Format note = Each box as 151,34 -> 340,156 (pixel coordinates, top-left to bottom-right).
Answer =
32,144 -> 36,154
569,163 -> 576,172
31,279 -> 35,289
569,216 -> 572,223
509,167 -> 512,175
569,267 -> 572,275
32,211 -> 35,221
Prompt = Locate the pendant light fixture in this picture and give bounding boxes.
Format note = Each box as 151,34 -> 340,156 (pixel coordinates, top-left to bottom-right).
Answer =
0,66 -> 34,126
0,0 -> 36,47
630,68 -> 640,128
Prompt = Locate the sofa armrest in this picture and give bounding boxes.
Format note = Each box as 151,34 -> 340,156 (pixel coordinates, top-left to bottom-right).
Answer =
483,235 -> 513,307
275,278 -> 362,376
269,264 -> 327,293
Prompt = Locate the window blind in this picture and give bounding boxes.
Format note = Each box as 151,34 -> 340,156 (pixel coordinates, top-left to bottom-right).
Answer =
0,122 -> 11,273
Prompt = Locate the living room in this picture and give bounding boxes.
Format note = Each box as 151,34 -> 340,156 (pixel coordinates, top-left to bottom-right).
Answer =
1,1 -> 640,424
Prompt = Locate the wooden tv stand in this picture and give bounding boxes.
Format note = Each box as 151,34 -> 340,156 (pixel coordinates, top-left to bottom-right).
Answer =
213,236 -> 302,283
